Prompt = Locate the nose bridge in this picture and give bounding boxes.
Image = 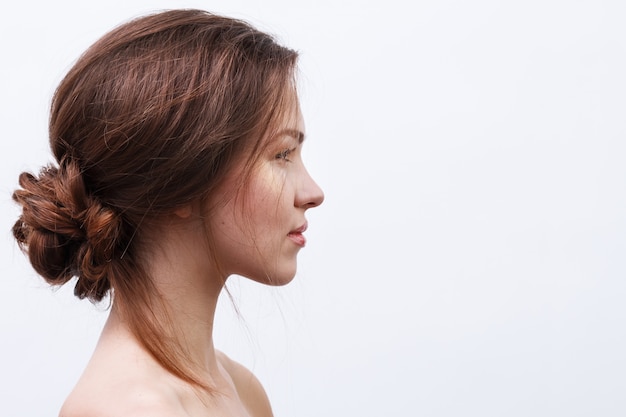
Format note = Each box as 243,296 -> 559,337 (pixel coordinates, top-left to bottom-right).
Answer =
296,162 -> 324,208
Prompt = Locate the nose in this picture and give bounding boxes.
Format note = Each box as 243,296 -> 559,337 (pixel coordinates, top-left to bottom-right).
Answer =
296,167 -> 324,209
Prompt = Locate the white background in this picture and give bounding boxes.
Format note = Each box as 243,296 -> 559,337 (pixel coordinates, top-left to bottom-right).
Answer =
1,1 -> 625,416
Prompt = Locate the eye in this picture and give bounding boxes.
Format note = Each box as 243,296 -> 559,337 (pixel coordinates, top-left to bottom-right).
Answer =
275,148 -> 295,162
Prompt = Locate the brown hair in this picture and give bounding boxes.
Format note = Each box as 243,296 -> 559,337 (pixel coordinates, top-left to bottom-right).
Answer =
12,9 -> 298,389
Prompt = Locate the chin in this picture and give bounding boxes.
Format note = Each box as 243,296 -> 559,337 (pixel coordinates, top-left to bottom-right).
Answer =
242,263 -> 298,286
267,272 -> 297,286
270,261 -> 299,286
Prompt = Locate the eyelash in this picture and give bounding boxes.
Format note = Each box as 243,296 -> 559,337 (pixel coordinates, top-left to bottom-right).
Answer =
275,148 -> 295,162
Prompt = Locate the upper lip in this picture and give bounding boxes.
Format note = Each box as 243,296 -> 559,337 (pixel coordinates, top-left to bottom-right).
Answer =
289,221 -> 308,234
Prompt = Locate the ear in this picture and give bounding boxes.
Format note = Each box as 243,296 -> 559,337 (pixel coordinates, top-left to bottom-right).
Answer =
173,204 -> 193,219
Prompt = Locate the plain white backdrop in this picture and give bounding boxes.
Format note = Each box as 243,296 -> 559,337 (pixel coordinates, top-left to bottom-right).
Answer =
1,0 -> 625,416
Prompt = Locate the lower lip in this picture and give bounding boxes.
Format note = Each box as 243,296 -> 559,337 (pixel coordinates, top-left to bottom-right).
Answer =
288,232 -> 306,247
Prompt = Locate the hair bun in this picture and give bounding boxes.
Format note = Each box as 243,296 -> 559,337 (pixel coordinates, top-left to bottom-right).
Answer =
13,158 -> 122,300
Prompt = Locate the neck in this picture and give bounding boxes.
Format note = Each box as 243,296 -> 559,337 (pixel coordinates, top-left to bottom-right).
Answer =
103,216 -> 227,377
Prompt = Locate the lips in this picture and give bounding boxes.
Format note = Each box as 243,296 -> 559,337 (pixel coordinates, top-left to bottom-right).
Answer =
287,221 -> 308,247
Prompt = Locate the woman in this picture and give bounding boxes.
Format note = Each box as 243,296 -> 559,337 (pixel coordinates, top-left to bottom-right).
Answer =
12,9 -> 323,417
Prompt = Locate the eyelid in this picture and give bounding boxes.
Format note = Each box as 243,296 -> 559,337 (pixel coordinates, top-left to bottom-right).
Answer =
275,147 -> 296,162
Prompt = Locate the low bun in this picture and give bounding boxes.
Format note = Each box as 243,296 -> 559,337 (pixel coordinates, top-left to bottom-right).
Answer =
12,158 -> 123,301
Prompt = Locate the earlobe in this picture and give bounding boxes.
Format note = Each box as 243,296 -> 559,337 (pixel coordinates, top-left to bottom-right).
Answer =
173,204 -> 194,219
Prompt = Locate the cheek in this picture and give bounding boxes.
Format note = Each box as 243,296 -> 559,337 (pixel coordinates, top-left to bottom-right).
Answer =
216,185 -> 271,253
226,163 -> 291,244
246,167 -> 288,218
245,187 -> 284,238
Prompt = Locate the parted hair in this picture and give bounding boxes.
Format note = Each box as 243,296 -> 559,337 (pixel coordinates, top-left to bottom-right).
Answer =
12,9 -> 298,389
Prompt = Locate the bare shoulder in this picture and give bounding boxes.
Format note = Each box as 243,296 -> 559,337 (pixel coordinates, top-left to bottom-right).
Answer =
60,387 -> 184,417
58,365 -> 186,417
216,351 -> 273,417
60,384 -> 185,417
60,399 -> 178,417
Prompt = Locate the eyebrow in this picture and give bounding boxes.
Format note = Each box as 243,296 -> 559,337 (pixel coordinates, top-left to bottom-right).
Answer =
277,129 -> 305,144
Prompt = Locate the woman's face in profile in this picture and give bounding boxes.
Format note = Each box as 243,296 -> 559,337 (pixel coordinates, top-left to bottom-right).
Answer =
206,100 -> 324,285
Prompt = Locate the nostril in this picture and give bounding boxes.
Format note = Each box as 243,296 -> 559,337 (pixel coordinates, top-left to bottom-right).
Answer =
306,188 -> 324,208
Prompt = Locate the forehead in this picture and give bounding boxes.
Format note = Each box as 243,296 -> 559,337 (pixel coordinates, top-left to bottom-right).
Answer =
232,94 -> 303,165
270,96 -> 305,142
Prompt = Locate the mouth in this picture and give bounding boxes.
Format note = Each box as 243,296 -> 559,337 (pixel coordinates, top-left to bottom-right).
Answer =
287,221 -> 308,247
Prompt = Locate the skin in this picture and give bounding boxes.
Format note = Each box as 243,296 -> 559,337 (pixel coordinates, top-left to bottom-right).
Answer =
59,100 -> 324,417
